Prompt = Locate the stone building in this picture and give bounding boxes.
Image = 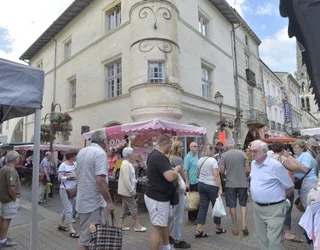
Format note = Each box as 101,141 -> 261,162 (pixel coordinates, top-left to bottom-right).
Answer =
260,60 -> 287,138
2,0 -> 243,149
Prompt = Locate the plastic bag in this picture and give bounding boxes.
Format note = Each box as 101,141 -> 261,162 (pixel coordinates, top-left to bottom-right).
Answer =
184,192 -> 200,211
212,195 -> 227,217
307,185 -> 320,205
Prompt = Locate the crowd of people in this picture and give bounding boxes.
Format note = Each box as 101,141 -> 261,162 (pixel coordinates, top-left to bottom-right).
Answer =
0,131 -> 320,249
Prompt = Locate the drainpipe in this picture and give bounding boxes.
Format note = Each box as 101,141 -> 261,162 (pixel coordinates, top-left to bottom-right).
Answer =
50,39 -> 58,153
52,39 -> 57,108
231,24 -> 241,147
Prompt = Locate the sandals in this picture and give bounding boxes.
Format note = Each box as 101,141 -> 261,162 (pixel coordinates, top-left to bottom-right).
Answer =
242,227 -> 249,236
70,232 -> 79,238
288,237 -> 304,243
232,229 -> 239,236
195,230 -> 209,238
58,225 -> 69,231
216,228 -> 227,234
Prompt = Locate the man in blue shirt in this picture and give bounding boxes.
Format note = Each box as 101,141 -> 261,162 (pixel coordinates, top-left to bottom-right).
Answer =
250,140 -> 293,250
184,142 -> 199,223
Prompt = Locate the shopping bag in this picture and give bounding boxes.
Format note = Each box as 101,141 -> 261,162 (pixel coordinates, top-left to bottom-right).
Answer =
89,213 -> 122,250
212,195 -> 227,217
184,192 -> 200,211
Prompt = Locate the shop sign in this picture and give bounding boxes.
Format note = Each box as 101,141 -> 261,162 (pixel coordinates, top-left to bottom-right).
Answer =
284,102 -> 291,123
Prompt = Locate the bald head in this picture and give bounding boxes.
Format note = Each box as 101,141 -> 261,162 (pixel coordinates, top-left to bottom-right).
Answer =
189,142 -> 198,154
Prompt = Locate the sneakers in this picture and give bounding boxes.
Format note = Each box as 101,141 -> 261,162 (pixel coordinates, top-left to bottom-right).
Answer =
0,238 -> 18,248
174,241 -> 191,249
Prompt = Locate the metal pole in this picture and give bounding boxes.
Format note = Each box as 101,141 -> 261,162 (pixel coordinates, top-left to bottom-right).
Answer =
219,104 -> 223,131
30,109 -> 41,250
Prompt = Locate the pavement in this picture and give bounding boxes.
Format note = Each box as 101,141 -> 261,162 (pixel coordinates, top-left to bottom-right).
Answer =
2,186 -> 313,250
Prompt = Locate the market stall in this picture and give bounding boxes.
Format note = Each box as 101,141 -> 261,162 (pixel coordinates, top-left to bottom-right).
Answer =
301,127 -> 320,137
83,119 -> 207,203
13,143 -> 81,152
0,58 -> 44,250
12,144 -> 82,185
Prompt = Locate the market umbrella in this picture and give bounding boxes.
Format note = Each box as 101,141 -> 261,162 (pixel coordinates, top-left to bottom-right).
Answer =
0,58 -> 44,250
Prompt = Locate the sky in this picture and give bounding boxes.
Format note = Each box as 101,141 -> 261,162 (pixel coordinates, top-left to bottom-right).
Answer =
0,0 -> 296,74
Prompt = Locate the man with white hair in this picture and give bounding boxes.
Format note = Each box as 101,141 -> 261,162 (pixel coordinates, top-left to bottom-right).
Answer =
250,140 -> 293,250
76,130 -> 114,250
0,151 -> 21,247
220,138 -> 250,236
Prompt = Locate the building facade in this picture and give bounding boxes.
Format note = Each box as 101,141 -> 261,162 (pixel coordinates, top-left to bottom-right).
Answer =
233,21 -> 267,148
260,60 -> 287,138
296,43 -> 319,127
2,0 -> 242,147
274,72 -> 303,135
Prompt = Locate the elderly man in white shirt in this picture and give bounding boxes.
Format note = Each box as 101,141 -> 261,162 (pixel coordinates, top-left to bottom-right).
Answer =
76,130 -> 114,250
250,140 -> 294,250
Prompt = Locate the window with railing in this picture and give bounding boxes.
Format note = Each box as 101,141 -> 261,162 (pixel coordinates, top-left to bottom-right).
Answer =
148,61 -> 165,84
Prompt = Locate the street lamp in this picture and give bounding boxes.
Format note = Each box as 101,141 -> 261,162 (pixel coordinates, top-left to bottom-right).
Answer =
214,91 -> 224,131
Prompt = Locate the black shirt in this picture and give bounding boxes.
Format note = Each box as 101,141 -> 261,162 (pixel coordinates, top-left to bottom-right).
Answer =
145,150 -> 173,202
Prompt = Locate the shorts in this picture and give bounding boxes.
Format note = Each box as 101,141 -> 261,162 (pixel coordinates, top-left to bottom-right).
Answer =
120,196 -> 138,219
0,200 -> 19,219
144,194 -> 170,227
78,207 -> 105,247
225,187 -> 248,208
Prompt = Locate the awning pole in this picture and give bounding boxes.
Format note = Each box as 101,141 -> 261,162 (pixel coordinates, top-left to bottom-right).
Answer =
30,109 -> 41,250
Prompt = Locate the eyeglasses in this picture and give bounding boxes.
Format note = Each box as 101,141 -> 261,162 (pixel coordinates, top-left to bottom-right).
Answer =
250,149 -> 261,154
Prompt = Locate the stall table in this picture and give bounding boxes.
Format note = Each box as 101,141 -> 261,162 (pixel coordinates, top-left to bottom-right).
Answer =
16,167 -> 33,185
108,176 -> 147,205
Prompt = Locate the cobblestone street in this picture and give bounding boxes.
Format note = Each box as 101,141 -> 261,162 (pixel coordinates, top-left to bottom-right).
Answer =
3,187 -> 313,250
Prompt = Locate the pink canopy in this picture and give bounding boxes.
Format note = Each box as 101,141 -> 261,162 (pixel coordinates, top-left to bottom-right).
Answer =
82,119 -> 206,140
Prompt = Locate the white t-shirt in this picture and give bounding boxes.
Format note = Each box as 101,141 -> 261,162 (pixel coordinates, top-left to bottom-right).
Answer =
58,162 -> 77,190
198,157 -> 219,187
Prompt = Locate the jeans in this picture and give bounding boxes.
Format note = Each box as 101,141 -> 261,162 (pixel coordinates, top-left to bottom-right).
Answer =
197,182 -> 221,225
169,189 -> 185,241
72,199 -> 77,219
299,179 -> 318,209
284,192 -> 294,230
60,188 -> 76,224
188,183 -> 199,222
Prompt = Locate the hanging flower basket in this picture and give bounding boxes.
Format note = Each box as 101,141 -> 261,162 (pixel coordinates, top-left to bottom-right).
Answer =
216,118 -> 234,129
51,112 -> 72,124
41,124 -> 55,143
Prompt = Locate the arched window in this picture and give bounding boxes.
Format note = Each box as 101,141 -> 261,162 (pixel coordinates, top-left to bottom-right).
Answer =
11,119 -> 24,142
301,98 -> 305,109
302,82 -> 305,92
306,97 -> 310,112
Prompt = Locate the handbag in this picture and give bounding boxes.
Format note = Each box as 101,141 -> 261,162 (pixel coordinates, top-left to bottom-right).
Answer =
62,182 -> 77,199
89,213 -> 123,250
294,168 -> 312,190
170,185 -> 179,206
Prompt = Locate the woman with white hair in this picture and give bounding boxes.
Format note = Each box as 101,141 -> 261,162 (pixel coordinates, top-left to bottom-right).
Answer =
117,147 -> 146,232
